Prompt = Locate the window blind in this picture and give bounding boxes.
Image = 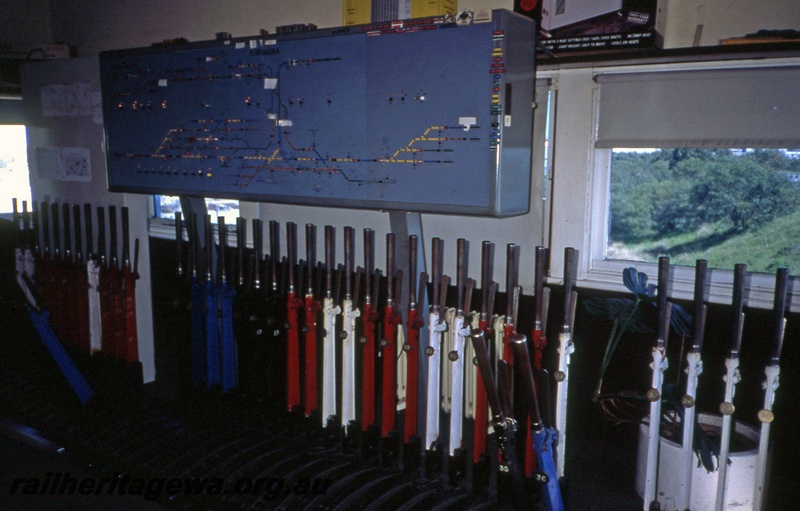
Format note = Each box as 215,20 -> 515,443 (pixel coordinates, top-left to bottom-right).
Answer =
595,65 -> 800,149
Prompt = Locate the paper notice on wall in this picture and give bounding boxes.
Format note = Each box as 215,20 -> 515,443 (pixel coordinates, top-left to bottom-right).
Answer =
40,82 -> 96,118
91,91 -> 103,125
34,146 -> 92,182
40,84 -> 68,117
61,147 -> 91,182
73,82 -> 93,116
35,146 -> 62,180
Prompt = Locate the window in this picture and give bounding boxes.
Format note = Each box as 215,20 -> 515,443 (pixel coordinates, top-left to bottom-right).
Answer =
150,195 -> 246,246
590,60 -> 800,306
0,124 -> 30,213
607,148 -> 800,275
153,195 -> 239,223
544,58 -> 800,308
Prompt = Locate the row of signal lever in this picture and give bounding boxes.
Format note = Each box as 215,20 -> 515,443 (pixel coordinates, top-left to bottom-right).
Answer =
9,197 -> 790,511
174,211 -> 573,510
11,199 -> 140,365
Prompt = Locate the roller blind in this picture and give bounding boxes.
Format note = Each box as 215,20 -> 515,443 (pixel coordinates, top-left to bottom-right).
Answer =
595,66 -> 800,149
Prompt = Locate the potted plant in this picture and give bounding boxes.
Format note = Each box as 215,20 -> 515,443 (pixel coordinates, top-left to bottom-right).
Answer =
585,267 -> 692,433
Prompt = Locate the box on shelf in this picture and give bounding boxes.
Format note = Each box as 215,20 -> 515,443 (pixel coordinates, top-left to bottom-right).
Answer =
412,0 -> 457,19
1,43 -> 72,59
344,0 -> 457,26
655,0 -> 800,49
343,0 -> 372,26
515,0 -> 658,55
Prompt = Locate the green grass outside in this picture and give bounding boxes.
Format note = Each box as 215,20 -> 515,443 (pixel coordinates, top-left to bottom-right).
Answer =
607,209 -> 800,274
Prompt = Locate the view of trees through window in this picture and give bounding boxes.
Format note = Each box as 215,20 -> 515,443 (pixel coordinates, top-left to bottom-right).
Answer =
607,148 -> 800,274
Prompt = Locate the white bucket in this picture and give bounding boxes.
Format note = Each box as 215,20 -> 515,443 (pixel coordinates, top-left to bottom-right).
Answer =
635,413 -> 759,510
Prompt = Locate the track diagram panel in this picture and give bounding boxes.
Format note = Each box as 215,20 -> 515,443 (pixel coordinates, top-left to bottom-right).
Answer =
100,9 -> 536,216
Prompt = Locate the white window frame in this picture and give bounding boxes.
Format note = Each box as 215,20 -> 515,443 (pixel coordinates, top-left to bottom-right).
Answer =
543,56 -> 800,311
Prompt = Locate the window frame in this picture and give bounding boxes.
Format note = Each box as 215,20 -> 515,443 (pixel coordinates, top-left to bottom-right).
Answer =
543,56 -> 800,310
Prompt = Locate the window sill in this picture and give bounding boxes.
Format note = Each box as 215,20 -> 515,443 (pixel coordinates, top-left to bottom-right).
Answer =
578,258 -> 790,312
